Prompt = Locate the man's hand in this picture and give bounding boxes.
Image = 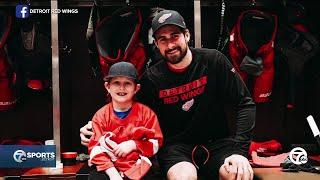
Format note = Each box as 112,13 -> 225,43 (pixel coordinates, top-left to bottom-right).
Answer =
80,121 -> 94,146
113,140 -> 137,158
222,154 -> 253,180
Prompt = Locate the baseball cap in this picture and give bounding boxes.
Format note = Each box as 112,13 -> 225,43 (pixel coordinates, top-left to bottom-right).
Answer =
103,62 -> 138,82
152,10 -> 186,36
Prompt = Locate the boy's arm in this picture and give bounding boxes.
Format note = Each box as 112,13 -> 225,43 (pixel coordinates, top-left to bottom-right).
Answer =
88,112 -> 115,172
133,108 -> 163,157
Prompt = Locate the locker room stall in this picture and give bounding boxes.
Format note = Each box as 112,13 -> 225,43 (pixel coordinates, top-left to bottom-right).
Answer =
0,0 -> 319,164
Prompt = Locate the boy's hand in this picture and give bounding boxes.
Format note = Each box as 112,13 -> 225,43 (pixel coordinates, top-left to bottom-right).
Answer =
113,140 -> 137,158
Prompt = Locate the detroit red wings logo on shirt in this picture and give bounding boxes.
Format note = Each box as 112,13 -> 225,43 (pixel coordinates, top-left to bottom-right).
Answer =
159,76 -> 207,105
182,98 -> 194,111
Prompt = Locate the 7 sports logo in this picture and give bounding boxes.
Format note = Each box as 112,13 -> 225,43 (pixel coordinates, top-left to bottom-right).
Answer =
16,4 -> 29,18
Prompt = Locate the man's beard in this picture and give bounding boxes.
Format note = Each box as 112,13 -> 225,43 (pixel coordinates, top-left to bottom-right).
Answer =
163,46 -> 188,64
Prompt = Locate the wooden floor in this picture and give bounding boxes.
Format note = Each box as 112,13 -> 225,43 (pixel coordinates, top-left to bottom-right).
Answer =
254,167 -> 320,180
1,162 -> 320,179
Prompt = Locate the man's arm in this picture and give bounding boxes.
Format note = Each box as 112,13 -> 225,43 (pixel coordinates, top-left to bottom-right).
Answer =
215,50 -> 256,156
80,121 -> 93,146
214,50 -> 255,180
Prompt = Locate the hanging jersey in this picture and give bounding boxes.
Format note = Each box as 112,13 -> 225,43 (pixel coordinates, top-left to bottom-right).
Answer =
14,18 -> 51,91
0,13 -> 17,111
95,7 -> 146,81
229,10 -> 278,103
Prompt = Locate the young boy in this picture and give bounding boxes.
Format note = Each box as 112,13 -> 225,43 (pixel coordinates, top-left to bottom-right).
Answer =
88,62 -> 163,180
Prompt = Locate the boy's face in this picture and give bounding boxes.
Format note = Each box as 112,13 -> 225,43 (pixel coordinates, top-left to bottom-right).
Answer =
105,76 -> 140,105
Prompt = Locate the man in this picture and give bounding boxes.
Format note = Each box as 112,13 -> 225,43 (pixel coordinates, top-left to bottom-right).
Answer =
81,10 -> 255,180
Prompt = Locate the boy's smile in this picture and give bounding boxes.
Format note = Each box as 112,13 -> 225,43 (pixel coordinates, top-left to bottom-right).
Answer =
105,76 -> 140,110
116,92 -> 127,96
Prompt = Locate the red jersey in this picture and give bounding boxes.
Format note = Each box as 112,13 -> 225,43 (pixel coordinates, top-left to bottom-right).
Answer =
88,102 -> 163,178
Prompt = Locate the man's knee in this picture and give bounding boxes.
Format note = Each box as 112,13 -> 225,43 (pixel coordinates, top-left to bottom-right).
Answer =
219,164 -> 236,180
167,162 -> 197,180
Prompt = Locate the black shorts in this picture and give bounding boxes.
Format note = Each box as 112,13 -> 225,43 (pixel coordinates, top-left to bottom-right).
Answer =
157,138 -> 237,179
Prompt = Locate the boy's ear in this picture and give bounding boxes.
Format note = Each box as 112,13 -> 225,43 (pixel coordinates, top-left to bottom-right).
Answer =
104,82 -> 110,92
135,84 -> 141,94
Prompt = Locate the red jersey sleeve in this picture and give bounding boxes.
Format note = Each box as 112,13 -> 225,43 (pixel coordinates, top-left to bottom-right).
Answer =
133,105 -> 163,157
88,109 -> 114,172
